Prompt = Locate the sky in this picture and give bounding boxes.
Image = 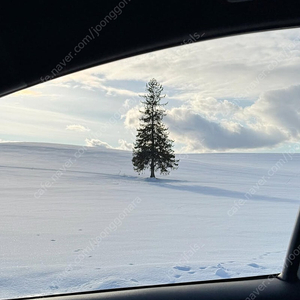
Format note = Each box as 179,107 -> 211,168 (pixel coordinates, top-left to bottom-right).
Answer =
2,28 -> 300,153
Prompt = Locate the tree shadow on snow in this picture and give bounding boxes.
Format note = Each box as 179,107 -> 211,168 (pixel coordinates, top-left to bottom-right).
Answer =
148,181 -> 300,204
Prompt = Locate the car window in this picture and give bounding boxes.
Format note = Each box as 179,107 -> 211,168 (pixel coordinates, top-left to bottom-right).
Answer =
1,28 -> 300,299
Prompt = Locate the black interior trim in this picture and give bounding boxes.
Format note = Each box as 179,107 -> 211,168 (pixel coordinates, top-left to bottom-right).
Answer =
1,0 -> 300,97
279,209 -> 300,282
10,275 -> 300,300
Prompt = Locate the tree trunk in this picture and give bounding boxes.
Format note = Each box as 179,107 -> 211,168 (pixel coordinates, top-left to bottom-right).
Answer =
150,103 -> 155,178
150,164 -> 155,178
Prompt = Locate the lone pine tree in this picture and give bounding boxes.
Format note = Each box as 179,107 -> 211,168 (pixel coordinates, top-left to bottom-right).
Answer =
132,79 -> 178,178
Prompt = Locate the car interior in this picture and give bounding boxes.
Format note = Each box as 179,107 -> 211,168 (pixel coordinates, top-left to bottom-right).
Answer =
1,0 -> 300,299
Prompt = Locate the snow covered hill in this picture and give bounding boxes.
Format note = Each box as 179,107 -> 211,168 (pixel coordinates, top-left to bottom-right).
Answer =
1,142 -> 299,299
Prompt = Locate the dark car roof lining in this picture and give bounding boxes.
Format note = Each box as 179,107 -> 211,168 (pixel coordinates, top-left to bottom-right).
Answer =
1,0 -> 300,97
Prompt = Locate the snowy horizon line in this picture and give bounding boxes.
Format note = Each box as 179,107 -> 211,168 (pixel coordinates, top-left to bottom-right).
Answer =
0,140 -> 298,155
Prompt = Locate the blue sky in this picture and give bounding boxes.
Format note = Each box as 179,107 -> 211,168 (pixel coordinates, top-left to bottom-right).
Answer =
2,28 -> 300,153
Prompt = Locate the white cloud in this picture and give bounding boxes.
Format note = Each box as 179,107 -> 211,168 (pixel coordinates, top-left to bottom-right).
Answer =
122,83 -> 300,152
166,107 -> 286,152
85,139 -> 113,148
66,125 -> 90,132
123,105 -> 141,129
49,70 -> 137,97
163,84 -> 300,152
188,96 -> 242,121
0,139 -> 19,143
117,139 -> 133,151
85,138 -> 132,151
243,85 -> 300,139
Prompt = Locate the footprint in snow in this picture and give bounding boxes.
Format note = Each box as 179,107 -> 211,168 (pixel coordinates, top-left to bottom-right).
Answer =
199,266 -> 207,270
215,268 -> 230,278
49,285 -> 59,289
173,266 -> 191,271
248,263 -> 266,269
259,252 -> 271,258
130,279 -> 138,283
174,274 -> 181,278
74,249 -> 81,252
51,239 -> 56,242
188,271 -> 195,274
